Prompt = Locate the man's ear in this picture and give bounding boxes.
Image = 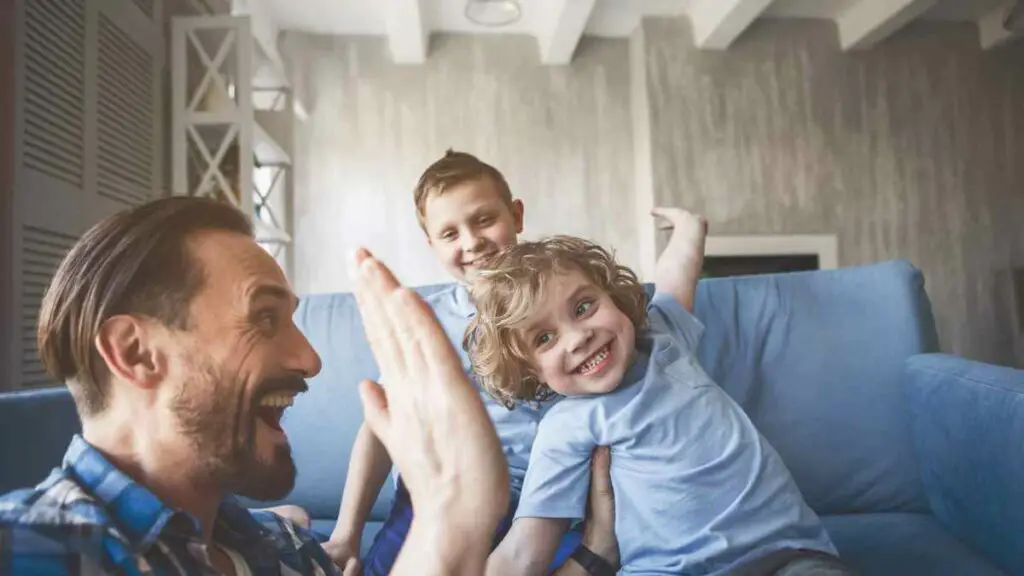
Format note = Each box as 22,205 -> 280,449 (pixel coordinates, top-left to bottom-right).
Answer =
94,315 -> 166,390
511,199 -> 524,234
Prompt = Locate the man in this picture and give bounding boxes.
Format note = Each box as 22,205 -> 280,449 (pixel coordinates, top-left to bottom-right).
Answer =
0,197 -> 616,575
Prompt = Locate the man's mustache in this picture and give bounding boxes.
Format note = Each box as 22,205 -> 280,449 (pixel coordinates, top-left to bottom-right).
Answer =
253,375 -> 309,401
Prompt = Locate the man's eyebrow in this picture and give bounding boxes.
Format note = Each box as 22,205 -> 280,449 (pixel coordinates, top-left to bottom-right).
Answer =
249,284 -> 299,311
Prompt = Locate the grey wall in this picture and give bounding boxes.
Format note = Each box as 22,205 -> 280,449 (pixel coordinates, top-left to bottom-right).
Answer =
640,18 -> 1024,366
284,33 -> 636,293
285,20 -> 1024,367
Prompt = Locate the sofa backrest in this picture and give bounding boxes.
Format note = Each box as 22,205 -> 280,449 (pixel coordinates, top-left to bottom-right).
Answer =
279,260 -> 939,520
690,259 -> 938,514
0,387 -> 81,494
0,260 -> 940,522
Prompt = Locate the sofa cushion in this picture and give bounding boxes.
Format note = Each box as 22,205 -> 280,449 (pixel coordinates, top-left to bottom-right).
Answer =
692,260 -> 937,515
904,354 -> 1024,576
821,513 -> 1005,576
0,387 -> 80,494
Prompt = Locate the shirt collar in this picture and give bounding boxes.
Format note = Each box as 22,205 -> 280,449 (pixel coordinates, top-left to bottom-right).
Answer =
62,435 -> 184,552
62,435 -> 276,561
453,282 -> 476,319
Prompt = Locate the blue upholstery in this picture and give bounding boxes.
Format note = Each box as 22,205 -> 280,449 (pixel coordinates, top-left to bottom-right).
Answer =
1,260 -> 1016,574
904,354 -> 1024,576
691,260 -> 938,515
0,387 -> 81,494
821,513 -> 1005,575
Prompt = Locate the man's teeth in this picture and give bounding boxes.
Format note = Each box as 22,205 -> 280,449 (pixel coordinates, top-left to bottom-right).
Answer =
259,392 -> 296,408
577,346 -> 610,374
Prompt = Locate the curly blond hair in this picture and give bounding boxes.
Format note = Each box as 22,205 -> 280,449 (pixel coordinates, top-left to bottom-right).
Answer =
464,236 -> 648,409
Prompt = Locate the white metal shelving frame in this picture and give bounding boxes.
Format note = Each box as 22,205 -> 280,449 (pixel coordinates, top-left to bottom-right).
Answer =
170,13 -> 295,256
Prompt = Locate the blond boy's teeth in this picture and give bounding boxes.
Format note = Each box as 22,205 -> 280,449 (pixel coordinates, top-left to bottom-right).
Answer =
259,392 -> 296,408
577,346 -> 610,374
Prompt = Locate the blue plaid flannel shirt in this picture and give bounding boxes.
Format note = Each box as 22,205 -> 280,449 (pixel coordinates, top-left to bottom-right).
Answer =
0,435 -> 340,575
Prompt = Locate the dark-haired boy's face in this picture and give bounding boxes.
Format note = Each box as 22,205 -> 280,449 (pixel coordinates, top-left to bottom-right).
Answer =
423,177 -> 523,284
162,230 -> 322,500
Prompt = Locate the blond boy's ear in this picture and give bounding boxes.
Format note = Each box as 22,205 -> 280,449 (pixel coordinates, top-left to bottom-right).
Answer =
511,199 -> 525,234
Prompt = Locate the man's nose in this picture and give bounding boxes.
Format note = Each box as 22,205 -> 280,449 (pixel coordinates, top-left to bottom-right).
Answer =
284,325 -> 322,379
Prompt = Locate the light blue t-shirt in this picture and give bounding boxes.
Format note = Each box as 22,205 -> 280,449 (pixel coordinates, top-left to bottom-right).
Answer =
412,284 -> 553,496
515,294 -> 836,575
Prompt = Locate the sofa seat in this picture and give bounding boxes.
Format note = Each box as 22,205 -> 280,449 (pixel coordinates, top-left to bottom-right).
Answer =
821,513 -> 1005,575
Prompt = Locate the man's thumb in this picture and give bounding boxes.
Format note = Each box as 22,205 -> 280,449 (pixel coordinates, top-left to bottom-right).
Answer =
359,379 -> 390,444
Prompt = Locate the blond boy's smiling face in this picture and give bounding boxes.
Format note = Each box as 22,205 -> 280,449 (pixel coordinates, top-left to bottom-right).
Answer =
423,177 -> 524,283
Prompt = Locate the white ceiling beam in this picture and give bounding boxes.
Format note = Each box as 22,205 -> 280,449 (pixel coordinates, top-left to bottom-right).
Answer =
689,0 -> 774,50
836,0 -> 937,51
384,0 -> 428,64
537,0 -> 597,65
978,1 -> 1018,50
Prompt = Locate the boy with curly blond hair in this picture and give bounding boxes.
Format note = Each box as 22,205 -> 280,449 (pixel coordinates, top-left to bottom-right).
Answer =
469,209 -> 852,576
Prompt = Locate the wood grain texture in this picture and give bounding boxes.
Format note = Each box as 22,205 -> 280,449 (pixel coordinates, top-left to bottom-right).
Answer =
283,33 -> 636,293
642,18 -> 1024,366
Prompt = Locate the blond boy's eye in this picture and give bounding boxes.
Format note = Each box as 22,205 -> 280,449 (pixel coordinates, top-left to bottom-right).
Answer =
575,301 -> 593,316
536,333 -> 553,347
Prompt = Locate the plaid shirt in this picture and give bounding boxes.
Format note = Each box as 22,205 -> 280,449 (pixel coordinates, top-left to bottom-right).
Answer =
0,435 -> 339,575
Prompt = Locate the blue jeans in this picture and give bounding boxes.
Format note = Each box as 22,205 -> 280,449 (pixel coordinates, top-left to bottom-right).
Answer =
363,479 -> 583,576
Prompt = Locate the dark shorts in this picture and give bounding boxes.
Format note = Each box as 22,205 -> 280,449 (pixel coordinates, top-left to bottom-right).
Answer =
363,479 -> 583,576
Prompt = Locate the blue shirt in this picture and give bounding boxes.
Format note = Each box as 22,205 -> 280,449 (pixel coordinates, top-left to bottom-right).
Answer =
0,435 -> 338,575
515,294 -> 836,575
420,284 -> 555,496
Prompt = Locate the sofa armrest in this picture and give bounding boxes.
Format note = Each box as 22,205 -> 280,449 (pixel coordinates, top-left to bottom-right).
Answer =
904,353 -> 1024,576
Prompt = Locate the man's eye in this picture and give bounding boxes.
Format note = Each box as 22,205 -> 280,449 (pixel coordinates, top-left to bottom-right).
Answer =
575,301 -> 593,317
256,310 -> 279,332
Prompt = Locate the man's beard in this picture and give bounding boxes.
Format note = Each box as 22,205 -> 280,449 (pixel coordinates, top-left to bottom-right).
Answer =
171,359 -> 298,502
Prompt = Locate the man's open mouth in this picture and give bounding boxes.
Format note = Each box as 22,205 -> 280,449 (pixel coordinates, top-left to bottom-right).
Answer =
255,391 -> 299,431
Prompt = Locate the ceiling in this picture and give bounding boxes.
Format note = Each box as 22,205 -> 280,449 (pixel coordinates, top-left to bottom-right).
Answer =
260,0 -> 1011,36
248,0 -> 1018,64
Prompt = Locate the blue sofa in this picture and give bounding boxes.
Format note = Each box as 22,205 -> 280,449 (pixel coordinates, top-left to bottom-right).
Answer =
2,260 -> 1022,575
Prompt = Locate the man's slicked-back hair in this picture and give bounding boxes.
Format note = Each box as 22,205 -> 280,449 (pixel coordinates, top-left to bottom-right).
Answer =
36,196 -> 253,417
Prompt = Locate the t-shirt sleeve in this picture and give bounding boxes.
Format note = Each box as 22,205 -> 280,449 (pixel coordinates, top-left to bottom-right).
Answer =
513,409 -> 595,522
648,292 -> 705,352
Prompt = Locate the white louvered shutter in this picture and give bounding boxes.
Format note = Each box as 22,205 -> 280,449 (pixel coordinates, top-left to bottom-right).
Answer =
10,0 -> 164,390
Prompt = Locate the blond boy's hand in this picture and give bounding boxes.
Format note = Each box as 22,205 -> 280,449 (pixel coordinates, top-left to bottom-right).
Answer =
348,248 -> 509,573
651,207 -> 707,312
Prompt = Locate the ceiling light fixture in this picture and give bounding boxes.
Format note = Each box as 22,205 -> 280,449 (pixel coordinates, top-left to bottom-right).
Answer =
464,0 -> 522,27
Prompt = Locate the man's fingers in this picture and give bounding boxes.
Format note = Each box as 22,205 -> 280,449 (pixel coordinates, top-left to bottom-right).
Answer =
381,286 -> 476,407
590,446 -> 613,497
358,379 -> 392,447
350,250 -> 408,382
